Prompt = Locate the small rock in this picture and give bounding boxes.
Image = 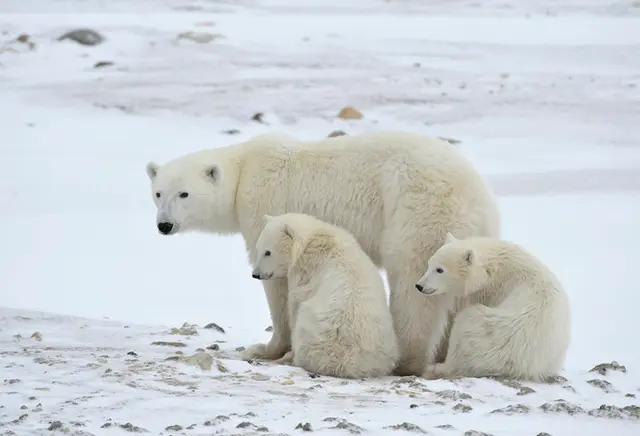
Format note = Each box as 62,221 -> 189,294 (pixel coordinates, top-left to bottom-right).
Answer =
437,136 -> 461,145
206,344 -> 220,351
625,393 -> 636,398
308,373 -> 320,379
222,129 -> 241,135
203,322 -> 225,333
409,404 -> 418,409
327,130 -> 347,138
16,33 -> 30,43
101,423 -> 112,428
186,424 -> 196,430
30,332 -> 42,341
126,351 -> 138,357
545,375 -> 569,384
171,322 -> 199,336
588,404 -> 640,420
151,341 -> 186,348
251,112 -> 265,123
58,29 -> 104,46
265,326 -> 273,332
119,422 -> 148,432
20,405 -> 27,410
237,422 -> 256,429
337,106 -> 363,120
177,31 -> 224,44
491,404 -> 531,415
589,361 -> 627,376
464,431 -> 494,436
165,425 -> 183,432
94,61 -> 114,69
28,396 -> 37,400
587,379 -> 618,393
435,424 -> 455,430
295,422 -> 313,431
181,352 -> 214,371
323,418 -> 364,434
517,386 -> 536,396
48,421 -> 64,431
537,433 -> 552,436
4,379 -> 21,385
540,401 -> 585,416
385,422 -> 426,433
452,404 -> 472,413
235,346 -> 246,352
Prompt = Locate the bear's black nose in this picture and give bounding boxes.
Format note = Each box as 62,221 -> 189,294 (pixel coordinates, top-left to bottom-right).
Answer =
415,284 -> 423,292
157,222 -> 174,235
252,273 -> 261,279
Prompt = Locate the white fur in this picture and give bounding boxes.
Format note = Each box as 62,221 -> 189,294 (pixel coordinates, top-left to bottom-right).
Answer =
145,131 -> 500,376
251,213 -> 399,378
416,233 -> 571,382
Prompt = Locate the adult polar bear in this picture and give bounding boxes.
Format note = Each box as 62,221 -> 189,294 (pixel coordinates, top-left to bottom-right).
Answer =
145,131 -> 500,376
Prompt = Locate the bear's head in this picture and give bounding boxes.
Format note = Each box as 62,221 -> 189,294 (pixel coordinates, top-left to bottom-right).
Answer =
415,232 -> 487,297
145,153 -> 238,236
252,214 -> 307,280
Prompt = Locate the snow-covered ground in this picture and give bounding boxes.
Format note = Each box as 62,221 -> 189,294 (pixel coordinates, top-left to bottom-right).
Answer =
1,0 -> 639,435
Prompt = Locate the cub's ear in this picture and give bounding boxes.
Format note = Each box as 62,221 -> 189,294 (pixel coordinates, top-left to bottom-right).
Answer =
283,223 -> 296,239
445,232 -> 458,244
204,164 -> 222,182
263,214 -> 273,225
463,249 -> 475,265
146,162 -> 160,180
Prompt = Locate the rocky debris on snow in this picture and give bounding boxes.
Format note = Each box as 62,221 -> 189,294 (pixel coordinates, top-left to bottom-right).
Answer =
221,129 -> 241,135
295,422 -> 313,431
327,130 -> 347,138
626,393 -> 636,398
171,322 -> 199,336
323,417 -> 364,434
30,332 -> 42,341
588,405 -> 640,420
93,61 -> 114,69
100,422 -> 148,432
58,29 -> 105,46
236,421 -> 269,432
265,325 -> 273,332
490,404 -> 531,415
539,401 -> 585,416
436,389 -> 471,401
587,379 -> 618,393
3,379 -> 20,385
464,431 -> 494,436
126,351 -> 138,357
47,421 -> 63,431
452,403 -> 473,413
151,341 -> 186,348
206,344 -> 220,351
204,322 -> 225,333
590,361 -> 627,376
536,433 -> 552,436
204,415 -> 230,426
165,424 -> 183,432
177,31 -> 225,44
337,106 -> 363,120
384,422 -> 426,433
489,376 -> 537,395
434,424 -> 455,430
517,386 -> 536,396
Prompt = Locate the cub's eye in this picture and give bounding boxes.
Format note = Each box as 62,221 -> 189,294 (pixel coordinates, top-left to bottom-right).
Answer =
265,250 -> 271,257
155,192 -> 161,198
436,267 -> 444,274
179,192 -> 189,198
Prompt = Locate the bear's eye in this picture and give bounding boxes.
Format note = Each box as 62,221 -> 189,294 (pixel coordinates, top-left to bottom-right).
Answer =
265,250 -> 271,257
155,192 -> 161,198
179,192 -> 189,198
436,267 -> 444,274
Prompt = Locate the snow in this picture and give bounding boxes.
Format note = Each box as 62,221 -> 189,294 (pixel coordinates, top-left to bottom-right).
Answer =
1,0 -> 639,435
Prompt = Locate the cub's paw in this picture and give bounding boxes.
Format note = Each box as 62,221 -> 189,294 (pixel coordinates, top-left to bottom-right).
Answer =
274,350 -> 294,365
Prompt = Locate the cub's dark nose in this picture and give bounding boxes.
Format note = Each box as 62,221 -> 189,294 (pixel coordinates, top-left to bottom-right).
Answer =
252,273 -> 261,279
157,222 -> 174,235
415,284 -> 424,292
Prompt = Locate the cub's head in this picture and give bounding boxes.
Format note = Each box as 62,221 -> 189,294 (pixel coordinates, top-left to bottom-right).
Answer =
145,155 -> 237,236
415,233 -> 485,297
252,214 -> 303,280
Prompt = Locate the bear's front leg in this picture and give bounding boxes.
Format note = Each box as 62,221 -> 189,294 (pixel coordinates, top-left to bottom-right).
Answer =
243,277 -> 291,360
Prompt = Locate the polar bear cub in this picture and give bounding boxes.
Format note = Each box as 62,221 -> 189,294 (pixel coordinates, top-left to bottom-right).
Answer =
251,212 -> 399,379
415,233 -> 571,382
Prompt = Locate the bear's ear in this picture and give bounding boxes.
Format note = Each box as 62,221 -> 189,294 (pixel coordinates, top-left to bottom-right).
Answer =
204,164 -> 221,182
282,223 -> 296,239
463,249 -> 475,265
146,162 -> 160,180
445,232 -> 457,244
